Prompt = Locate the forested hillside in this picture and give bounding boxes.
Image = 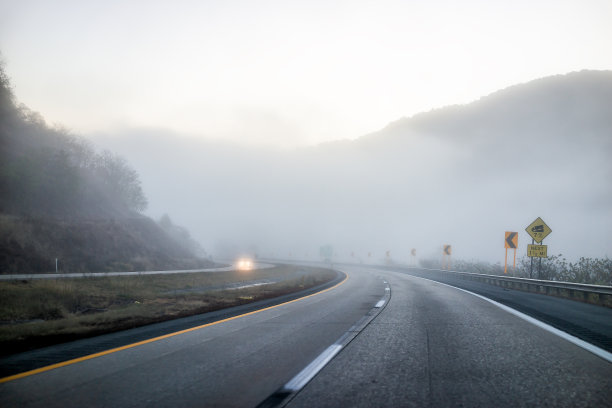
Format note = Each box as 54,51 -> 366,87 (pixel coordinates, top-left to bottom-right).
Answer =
0,66 -> 146,218
0,65 -> 210,273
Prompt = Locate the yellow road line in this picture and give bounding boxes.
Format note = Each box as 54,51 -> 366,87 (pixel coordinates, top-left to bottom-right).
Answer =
0,272 -> 349,384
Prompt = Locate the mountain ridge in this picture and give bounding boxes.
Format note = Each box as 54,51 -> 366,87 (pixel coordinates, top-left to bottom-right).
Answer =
353,69 -> 612,146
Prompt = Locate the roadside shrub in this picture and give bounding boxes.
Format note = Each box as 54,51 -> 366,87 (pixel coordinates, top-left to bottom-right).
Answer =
419,255 -> 611,285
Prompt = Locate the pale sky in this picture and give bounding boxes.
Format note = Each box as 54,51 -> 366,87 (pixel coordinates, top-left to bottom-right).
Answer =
1,0 -> 611,147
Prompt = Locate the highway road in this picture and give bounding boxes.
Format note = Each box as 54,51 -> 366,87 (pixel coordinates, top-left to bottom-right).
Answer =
1,264 -> 611,407
390,267 -> 612,353
287,266 -> 612,407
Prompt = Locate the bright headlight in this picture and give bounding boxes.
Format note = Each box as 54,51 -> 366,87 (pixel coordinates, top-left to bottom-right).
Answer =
236,258 -> 253,270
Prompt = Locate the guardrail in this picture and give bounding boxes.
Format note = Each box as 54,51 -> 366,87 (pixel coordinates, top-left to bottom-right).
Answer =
0,263 -> 275,280
415,267 -> 612,308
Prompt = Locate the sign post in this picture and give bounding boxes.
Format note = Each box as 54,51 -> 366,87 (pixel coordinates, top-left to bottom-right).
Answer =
442,245 -> 451,270
525,217 -> 552,278
504,232 -> 518,274
319,245 -> 333,263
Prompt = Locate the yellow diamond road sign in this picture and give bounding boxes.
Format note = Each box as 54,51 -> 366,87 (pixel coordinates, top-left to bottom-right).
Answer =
525,217 -> 551,243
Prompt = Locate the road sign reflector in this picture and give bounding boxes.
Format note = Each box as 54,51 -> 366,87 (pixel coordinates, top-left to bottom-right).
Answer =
505,231 -> 518,249
526,217 -> 551,243
527,244 -> 548,258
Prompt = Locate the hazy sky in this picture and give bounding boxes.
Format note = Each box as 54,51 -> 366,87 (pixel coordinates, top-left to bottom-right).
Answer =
1,0 -> 611,147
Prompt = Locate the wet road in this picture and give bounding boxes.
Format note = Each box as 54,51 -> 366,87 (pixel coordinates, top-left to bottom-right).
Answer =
288,267 -> 611,407
1,265 -> 610,407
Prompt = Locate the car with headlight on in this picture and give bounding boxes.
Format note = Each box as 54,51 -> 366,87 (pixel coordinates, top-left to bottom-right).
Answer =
236,258 -> 253,271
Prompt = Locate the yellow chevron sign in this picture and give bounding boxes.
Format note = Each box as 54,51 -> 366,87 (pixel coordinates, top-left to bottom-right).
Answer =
505,232 -> 518,249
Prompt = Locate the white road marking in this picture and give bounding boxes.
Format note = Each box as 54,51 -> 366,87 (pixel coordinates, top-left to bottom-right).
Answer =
283,345 -> 343,391
412,275 -> 612,364
375,300 -> 386,308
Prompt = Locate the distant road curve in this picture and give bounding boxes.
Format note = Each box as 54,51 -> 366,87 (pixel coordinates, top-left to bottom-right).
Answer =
0,262 -> 275,280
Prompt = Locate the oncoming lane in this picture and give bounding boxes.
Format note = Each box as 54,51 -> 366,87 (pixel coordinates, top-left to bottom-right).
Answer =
0,266 -> 385,408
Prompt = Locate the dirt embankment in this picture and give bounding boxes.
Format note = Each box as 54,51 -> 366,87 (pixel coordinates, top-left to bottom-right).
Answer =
0,215 -> 214,274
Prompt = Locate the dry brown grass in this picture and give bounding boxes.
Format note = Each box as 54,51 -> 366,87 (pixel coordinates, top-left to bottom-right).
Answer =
0,265 -> 336,354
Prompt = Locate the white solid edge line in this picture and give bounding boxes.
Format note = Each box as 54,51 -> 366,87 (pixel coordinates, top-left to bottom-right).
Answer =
375,300 -> 386,308
413,275 -> 612,364
284,344 -> 343,391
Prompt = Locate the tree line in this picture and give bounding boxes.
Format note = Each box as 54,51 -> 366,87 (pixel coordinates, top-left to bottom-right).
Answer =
0,62 -> 147,218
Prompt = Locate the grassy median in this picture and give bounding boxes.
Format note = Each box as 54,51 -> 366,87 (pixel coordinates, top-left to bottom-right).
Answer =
0,264 -> 336,355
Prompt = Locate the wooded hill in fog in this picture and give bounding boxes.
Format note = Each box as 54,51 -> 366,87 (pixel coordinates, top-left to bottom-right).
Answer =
0,69 -> 146,218
92,70 -> 612,263
0,66 -> 209,273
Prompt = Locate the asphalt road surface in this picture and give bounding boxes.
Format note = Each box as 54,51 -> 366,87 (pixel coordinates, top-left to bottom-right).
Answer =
390,267 -> 612,353
1,265 -> 611,407
287,266 -> 612,407
0,266 -> 384,407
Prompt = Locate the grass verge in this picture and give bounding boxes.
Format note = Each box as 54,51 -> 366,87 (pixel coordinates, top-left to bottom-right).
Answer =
0,264 -> 336,355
